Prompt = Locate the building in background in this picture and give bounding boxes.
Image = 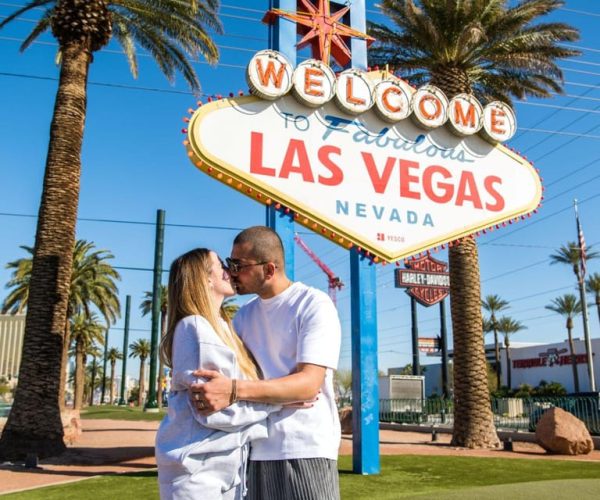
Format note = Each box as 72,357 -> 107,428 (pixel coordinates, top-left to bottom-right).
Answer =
0,314 -> 25,384
501,338 -> 599,393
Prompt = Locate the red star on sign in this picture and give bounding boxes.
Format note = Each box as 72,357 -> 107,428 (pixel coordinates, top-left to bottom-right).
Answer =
263,0 -> 374,67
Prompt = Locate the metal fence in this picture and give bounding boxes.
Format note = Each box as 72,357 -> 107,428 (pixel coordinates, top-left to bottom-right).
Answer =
358,396 -> 600,435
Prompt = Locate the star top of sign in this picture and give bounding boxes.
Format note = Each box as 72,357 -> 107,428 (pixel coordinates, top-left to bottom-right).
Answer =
263,0 -> 374,67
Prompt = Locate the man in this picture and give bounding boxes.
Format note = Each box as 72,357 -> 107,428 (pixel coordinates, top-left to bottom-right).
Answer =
192,226 -> 342,500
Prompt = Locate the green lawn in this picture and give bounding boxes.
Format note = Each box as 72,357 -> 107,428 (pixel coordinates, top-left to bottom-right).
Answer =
80,405 -> 166,421
5,455 -> 600,499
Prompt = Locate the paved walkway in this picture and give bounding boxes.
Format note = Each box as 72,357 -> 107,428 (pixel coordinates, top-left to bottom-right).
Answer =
1,419 -> 599,495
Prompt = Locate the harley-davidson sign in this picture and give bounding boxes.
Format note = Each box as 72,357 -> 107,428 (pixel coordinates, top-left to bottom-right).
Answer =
394,255 -> 450,306
185,50 -> 542,262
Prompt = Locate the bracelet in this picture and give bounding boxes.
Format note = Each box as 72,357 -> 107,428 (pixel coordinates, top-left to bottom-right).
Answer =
229,379 -> 237,405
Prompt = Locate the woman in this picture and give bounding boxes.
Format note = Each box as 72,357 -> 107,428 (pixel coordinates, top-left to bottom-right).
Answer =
155,248 -> 278,499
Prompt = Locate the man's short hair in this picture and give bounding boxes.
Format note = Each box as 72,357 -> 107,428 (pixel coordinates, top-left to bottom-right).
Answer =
234,226 -> 285,265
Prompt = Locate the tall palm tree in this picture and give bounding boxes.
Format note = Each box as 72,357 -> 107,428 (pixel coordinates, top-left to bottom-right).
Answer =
545,294 -> 582,392
107,348 -> 123,404
550,241 -> 598,390
369,0 -> 579,449
496,316 -> 527,389
69,312 -> 105,409
2,240 -> 121,409
140,285 -> 168,408
585,273 -> 600,328
0,1 -> 221,460
129,339 -> 151,407
482,295 -> 510,391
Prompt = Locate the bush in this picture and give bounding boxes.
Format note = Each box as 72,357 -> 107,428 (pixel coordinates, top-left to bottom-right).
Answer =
532,380 -> 567,397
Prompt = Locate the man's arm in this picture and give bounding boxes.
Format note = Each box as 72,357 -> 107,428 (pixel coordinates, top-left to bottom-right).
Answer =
191,362 -> 325,413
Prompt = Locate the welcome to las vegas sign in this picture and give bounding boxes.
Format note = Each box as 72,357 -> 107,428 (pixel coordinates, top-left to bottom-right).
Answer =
185,50 -> 542,263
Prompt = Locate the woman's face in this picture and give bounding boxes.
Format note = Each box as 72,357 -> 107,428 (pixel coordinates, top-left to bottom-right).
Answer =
208,251 -> 235,300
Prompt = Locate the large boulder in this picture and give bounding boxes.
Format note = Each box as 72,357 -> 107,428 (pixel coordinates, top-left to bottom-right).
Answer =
339,406 -> 352,434
535,407 -> 594,455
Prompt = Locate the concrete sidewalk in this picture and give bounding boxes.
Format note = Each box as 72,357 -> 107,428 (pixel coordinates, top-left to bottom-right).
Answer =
0,419 -> 158,495
1,419 -> 599,495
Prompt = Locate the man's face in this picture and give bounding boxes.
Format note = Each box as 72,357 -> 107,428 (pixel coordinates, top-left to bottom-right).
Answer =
228,242 -> 268,295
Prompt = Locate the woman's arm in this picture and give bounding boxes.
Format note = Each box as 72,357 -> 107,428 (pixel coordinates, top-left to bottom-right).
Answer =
172,316 -> 280,430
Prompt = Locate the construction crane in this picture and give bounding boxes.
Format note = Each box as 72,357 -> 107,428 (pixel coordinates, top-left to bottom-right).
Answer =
294,233 -> 344,306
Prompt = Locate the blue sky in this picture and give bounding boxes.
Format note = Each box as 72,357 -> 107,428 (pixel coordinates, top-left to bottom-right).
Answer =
1,0 -> 600,381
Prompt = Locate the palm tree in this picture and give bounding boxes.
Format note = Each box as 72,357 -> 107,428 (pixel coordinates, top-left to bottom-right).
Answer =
87,356 -> 104,407
368,0 -> 579,449
69,312 -> 105,409
496,317 -> 527,389
222,297 -> 240,320
482,295 -> 510,391
129,339 -> 151,407
545,294 -> 582,392
586,273 -> 600,328
106,348 -> 123,404
0,1 -> 221,460
550,241 -> 598,390
550,242 -> 598,282
2,241 -> 121,409
140,286 -> 168,408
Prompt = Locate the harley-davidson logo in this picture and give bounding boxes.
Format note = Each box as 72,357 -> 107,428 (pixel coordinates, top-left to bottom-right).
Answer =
395,255 -> 449,307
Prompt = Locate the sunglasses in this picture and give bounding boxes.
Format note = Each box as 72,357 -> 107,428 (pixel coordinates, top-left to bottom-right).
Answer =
225,257 -> 270,274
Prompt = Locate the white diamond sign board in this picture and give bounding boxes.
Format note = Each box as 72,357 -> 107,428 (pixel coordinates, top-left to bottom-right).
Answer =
186,83 -> 541,263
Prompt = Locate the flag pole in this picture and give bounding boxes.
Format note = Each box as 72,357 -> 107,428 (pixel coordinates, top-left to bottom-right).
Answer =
574,199 -> 596,392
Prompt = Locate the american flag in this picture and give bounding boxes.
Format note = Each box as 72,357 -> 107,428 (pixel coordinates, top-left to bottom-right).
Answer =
576,206 -> 587,278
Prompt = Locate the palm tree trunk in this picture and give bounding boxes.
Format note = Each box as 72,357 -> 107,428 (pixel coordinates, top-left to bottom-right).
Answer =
433,68 -> 499,449
493,329 -> 501,390
74,342 -> 85,410
59,317 -> 71,410
0,43 -> 91,460
567,325 -> 580,393
505,338 -> 512,389
449,238 -> 500,448
89,356 -> 97,407
596,296 -> 600,329
110,361 -> 116,404
157,311 -> 167,408
138,361 -> 146,407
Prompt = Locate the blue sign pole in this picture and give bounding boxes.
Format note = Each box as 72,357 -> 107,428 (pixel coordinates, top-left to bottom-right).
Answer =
349,0 -> 380,475
266,0 -> 296,279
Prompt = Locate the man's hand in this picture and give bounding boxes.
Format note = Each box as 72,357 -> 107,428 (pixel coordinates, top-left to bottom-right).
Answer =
191,369 -> 233,414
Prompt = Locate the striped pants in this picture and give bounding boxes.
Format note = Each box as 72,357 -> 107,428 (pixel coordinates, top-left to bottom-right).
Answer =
246,458 -> 340,500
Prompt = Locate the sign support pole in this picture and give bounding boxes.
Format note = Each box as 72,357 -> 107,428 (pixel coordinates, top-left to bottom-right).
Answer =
440,299 -> 450,399
266,0 -> 296,279
348,0 -> 379,475
350,250 -> 379,475
411,297 -> 420,375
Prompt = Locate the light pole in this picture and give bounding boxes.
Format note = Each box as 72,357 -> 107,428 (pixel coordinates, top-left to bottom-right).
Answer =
118,295 -> 131,406
145,209 -> 165,412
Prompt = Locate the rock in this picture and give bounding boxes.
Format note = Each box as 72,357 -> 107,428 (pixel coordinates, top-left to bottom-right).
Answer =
339,406 -> 352,434
61,409 -> 82,445
535,407 -> 594,455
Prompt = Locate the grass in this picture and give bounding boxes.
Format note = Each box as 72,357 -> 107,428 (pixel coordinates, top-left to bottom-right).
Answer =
80,405 -> 166,421
4,455 -> 600,499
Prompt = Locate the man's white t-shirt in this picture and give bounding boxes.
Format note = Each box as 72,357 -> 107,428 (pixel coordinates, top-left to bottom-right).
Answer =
233,281 -> 342,461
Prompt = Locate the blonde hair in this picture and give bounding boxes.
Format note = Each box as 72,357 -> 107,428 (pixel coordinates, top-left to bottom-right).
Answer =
160,248 -> 259,380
